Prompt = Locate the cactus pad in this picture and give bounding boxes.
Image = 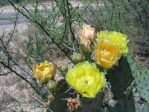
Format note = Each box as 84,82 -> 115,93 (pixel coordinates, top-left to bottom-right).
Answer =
106,57 -> 134,98
127,53 -> 149,102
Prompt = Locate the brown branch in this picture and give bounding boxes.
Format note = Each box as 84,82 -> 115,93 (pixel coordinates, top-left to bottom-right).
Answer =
0,19 -> 49,100
0,71 -> 12,76
0,61 -> 49,100
8,0 -> 72,62
65,0 -> 76,42
55,0 -> 76,43
6,10 -> 19,46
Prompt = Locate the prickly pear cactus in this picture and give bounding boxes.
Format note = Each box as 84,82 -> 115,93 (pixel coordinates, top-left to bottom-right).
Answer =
106,56 -> 134,98
127,53 -> 149,102
107,96 -> 149,112
134,69 -> 149,102
80,94 -> 103,112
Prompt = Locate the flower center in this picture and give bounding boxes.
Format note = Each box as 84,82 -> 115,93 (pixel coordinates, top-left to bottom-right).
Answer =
37,66 -> 44,71
84,80 -> 88,84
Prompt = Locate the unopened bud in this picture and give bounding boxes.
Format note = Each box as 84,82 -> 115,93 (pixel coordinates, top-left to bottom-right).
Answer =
60,65 -> 68,72
71,52 -> 84,63
47,80 -> 58,90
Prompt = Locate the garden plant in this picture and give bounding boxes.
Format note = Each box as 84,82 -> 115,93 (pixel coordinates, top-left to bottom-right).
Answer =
0,0 -> 149,112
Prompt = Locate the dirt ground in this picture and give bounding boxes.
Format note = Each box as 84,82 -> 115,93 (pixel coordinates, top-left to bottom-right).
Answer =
0,74 -> 45,112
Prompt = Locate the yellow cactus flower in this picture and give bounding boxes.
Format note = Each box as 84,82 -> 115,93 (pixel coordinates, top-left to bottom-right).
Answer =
32,61 -> 56,82
79,24 -> 95,49
97,30 -> 128,54
96,41 -> 122,68
66,61 -> 105,98
96,31 -> 129,68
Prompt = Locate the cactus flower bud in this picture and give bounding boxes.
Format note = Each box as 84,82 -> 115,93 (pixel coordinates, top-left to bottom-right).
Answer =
60,65 -> 68,72
32,61 -> 56,82
67,98 -> 81,111
47,80 -> 58,90
79,24 -> 95,50
71,52 -> 84,63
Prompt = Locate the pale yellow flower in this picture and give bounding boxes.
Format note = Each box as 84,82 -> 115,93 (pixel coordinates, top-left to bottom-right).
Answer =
32,61 -> 56,81
66,61 -> 105,98
79,24 -> 95,49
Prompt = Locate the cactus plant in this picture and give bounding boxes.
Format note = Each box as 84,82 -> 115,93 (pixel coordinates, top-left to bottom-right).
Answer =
134,68 -> 149,103
106,57 -> 134,99
107,96 -> 149,112
127,53 -> 149,103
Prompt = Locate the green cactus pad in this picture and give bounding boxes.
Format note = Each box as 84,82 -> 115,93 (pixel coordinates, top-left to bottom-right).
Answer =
135,69 -> 149,102
106,57 -> 134,98
107,97 -> 149,112
127,53 -> 149,102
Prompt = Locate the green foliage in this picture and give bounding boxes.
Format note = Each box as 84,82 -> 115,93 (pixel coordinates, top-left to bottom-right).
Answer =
19,0 -> 82,53
84,0 -> 148,53
23,34 -> 46,61
22,28 -> 50,69
85,0 -> 135,33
